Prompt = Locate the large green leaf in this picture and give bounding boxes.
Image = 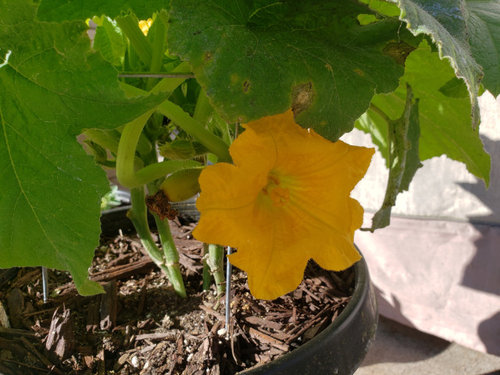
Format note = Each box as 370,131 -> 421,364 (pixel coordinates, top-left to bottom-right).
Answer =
356,40 -> 491,185
93,17 -> 127,67
467,0 -> 500,95
0,0 -> 166,295
168,0 -> 404,140
37,0 -> 170,21
396,0 -> 500,126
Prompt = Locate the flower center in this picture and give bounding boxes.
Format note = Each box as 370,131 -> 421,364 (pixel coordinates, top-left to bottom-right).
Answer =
262,173 -> 290,207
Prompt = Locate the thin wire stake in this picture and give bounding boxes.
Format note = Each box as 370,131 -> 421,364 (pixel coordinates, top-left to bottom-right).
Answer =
41,267 -> 48,304
225,246 -> 233,330
224,125 -> 238,333
118,73 -> 195,79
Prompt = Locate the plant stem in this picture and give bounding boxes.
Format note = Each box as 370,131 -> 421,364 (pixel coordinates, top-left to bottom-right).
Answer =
193,89 -> 213,126
146,12 -> 167,91
120,76 -> 231,163
202,244 -> 212,291
158,100 -> 231,162
153,213 -> 187,298
128,188 -> 187,298
116,109 -> 201,188
206,244 -> 225,295
116,111 -> 153,187
116,14 -> 152,66
83,129 -> 121,155
127,188 -> 168,269
369,103 -> 393,126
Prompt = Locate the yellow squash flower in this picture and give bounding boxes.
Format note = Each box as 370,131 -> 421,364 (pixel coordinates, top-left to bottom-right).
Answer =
139,18 -> 153,36
193,110 -> 374,300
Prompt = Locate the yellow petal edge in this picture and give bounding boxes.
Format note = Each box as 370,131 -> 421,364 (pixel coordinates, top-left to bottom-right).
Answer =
193,110 -> 374,300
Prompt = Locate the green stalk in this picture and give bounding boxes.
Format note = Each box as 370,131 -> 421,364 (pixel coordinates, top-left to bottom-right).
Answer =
116,110 -> 201,188
153,213 -> 186,298
128,188 -> 186,298
116,14 -> 152,66
83,129 -> 121,155
202,244 -> 212,291
158,100 -> 231,162
206,244 -> 225,295
119,80 -> 231,163
128,188 -> 169,269
116,111 -> 152,187
146,12 -> 167,91
193,88 -> 213,126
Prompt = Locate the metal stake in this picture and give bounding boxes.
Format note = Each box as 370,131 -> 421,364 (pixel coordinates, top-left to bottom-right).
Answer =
41,267 -> 49,304
225,246 -> 233,330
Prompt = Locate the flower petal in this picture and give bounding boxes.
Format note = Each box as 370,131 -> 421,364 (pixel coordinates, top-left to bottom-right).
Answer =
194,110 -> 374,300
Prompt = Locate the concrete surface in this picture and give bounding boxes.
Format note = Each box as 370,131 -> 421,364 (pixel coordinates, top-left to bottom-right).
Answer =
355,316 -> 500,375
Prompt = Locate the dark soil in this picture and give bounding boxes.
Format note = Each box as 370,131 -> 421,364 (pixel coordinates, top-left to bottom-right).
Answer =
0,218 -> 354,375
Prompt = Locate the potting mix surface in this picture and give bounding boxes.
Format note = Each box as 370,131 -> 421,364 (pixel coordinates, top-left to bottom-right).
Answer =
0,219 -> 354,374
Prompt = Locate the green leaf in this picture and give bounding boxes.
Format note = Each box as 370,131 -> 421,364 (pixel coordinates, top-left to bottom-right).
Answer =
361,0 -> 401,17
37,0 -> 170,21
396,0 -> 500,126
168,0 -> 404,140
357,40 -> 491,185
93,16 -> 127,67
0,0 -> 167,295
467,0 -> 500,95
364,85 -> 422,231
159,139 -> 208,160
438,77 -> 469,98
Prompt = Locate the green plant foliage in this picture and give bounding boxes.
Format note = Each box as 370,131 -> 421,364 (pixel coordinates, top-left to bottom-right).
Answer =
37,0 -> 170,21
0,0 -> 168,295
466,1 -> 500,95
93,16 -> 127,67
167,0 -> 404,141
357,41 -> 491,185
396,0 -> 500,126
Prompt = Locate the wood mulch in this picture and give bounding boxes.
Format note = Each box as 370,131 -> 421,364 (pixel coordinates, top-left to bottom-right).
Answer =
0,218 -> 354,374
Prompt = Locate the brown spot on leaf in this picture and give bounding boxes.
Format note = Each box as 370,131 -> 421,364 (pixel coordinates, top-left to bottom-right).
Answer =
383,41 -> 416,65
203,51 -> 213,62
243,80 -> 251,93
291,82 -> 314,115
353,68 -> 365,77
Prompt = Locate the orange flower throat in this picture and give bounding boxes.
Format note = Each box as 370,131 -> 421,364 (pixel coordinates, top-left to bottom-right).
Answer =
261,172 -> 290,207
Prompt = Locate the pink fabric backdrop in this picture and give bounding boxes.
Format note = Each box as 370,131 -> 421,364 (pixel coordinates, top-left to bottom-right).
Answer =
355,214 -> 500,355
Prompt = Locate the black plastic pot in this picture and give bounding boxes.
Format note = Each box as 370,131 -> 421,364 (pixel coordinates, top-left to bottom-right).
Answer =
100,205 -> 377,375
241,255 -> 377,375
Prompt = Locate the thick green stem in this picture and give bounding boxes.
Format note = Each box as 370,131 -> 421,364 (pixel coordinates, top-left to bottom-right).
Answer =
158,100 -> 231,162
206,244 -> 225,295
128,188 -> 168,268
153,213 -> 187,298
116,14 -> 152,66
202,244 -> 212,291
146,12 -> 167,91
120,82 -> 231,163
116,111 -> 152,187
128,188 -> 186,298
193,89 -> 213,126
116,110 -> 201,188
83,129 -> 121,155
369,103 -> 393,126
